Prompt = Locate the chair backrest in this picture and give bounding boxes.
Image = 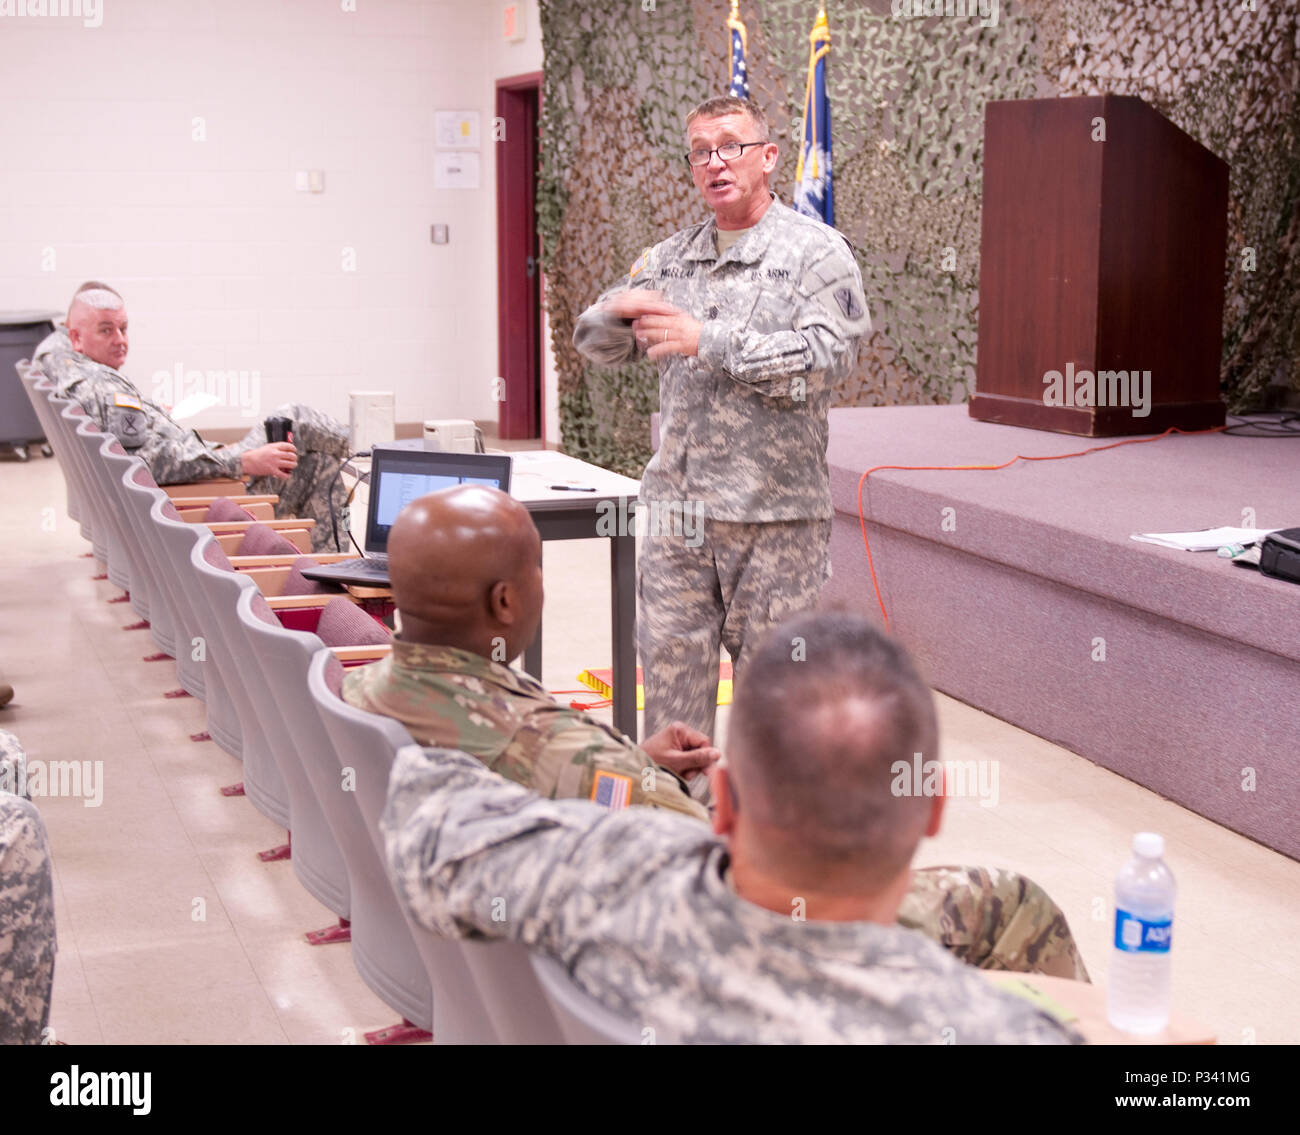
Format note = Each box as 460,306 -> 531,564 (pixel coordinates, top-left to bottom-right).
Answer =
75,422 -> 139,594
92,437 -> 153,623
529,954 -> 641,1045
118,464 -> 179,659
237,524 -> 300,556
282,557 -> 333,596
19,367 -> 81,526
145,493 -> 226,709
198,550 -> 347,916
179,531 -> 289,825
204,497 -> 256,523
58,403 -> 107,559
230,620 -> 427,1032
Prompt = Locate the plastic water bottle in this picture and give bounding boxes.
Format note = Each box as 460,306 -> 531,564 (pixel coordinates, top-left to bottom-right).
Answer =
1107,832 -> 1175,1033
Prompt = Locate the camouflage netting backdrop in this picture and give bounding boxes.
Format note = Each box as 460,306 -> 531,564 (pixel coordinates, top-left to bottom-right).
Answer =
538,0 -> 1300,476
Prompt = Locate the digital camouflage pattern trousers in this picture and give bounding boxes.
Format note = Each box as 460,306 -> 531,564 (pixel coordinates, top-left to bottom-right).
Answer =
637,514 -> 832,741
237,402 -> 352,553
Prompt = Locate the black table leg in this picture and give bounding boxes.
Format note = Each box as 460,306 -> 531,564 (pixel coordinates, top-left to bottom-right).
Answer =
523,543 -> 543,679
611,526 -> 637,741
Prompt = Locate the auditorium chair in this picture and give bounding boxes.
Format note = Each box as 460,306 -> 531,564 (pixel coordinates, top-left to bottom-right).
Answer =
243,610 -> 437,1044
307,661 -> 569,1045
119,465 -> 186,666
69,415 -> 141,601
18,367 -> 83,534
51,401 -> 110,564
305,656 -> 482,1043
97,442 -> 158,627
528,955 -> 640,1045
148,494 -> 247,753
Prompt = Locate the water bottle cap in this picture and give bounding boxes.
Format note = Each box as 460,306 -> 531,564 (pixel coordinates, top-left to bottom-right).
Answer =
1133,832 -> 1164,858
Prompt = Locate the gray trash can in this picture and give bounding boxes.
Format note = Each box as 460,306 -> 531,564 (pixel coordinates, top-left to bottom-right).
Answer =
0,310 -> 60,460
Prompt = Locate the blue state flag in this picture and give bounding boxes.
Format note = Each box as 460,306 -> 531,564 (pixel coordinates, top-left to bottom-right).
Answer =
727,1 -> 748,98
793,8 -> 833,226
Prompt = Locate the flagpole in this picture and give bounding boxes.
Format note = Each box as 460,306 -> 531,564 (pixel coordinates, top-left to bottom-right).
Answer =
727,1 -> 747,82
795,8 -> 830,183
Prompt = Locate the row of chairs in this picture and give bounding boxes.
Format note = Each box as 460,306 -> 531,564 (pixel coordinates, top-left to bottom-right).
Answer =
18,363 -> 637,1045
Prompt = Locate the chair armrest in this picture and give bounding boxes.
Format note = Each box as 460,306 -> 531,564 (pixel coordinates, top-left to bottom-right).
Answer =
200,518 -> 313,533
330,645 -> 393,663
178,501 -> 276,521
264,593 -> 357,611
163,479 -> 249,498
207,520 -> 314,554
240,566 -> 292,596
172,493 -> 279,510
215,528 -> 314,555
228,553 -> 354,568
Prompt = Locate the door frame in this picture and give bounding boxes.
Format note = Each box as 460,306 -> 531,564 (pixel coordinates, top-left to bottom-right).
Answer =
495,70 -> 544,440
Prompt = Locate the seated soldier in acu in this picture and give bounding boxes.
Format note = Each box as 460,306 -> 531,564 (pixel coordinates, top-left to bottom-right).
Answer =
348,485 -> 1090,980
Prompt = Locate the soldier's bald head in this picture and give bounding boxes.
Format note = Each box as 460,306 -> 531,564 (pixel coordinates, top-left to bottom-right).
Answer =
387,484 -> 543,663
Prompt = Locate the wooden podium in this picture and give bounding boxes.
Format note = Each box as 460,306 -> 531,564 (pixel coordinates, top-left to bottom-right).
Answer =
971,95 -> 1229,436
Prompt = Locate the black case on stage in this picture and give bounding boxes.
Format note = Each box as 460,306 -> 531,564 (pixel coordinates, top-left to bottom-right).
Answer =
1259,528 -> 1300,585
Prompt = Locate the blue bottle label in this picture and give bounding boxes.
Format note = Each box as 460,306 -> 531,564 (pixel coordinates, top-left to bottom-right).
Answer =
1114,909 -> 1172,953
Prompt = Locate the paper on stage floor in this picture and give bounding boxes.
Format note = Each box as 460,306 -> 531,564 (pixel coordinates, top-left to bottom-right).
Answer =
1130,526 -> 1278,551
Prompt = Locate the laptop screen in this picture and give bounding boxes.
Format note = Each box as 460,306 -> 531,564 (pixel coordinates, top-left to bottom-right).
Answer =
365,447 -> 513,555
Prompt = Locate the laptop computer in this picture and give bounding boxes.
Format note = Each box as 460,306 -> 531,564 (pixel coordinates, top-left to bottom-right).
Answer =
300,445 -> 513,588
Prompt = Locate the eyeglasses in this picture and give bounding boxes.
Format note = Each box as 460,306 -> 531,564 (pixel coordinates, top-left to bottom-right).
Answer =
684,140 -> 767,167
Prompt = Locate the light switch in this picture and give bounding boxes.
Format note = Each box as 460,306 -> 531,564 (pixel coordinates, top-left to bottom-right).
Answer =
431,224 -> 449,244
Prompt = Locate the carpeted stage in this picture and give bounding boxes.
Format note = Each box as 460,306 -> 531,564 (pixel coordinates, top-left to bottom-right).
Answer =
823,405 -> 1300,861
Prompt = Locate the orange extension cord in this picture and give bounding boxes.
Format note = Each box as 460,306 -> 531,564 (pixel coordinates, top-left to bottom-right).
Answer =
856,425 -> 1229,632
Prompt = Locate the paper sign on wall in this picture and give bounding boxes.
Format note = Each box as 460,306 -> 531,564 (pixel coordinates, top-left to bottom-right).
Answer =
436,111 -> 481,149
435,151 -> 480,190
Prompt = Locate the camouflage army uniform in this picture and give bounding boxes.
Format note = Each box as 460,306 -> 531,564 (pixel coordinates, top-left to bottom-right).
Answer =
574,199 -> 870,739
382,744 -> 1083,1044
0,730 -> 56,1045
33,327 -> 351,552
345,644 -> 1088,979
343,640 -> 707,820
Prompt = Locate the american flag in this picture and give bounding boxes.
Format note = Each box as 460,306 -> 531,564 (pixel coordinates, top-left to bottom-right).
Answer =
727,1 -> 748,99
591,771 -> 632,811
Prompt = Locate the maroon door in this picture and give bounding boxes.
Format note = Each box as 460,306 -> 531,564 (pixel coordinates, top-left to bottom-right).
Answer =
495,72 -> 543,440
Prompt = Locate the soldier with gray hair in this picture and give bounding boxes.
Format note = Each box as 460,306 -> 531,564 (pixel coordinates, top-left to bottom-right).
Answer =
33,281 -> 352,551
0,729 -> 56,1045
381,610 -> 1085,1044
574,95 -> 871,747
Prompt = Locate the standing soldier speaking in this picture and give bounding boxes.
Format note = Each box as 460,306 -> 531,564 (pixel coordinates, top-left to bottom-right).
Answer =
574,95 -> 870,742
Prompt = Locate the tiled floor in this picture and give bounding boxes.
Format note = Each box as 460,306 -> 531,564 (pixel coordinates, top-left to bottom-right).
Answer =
3,452 -> 1298,1044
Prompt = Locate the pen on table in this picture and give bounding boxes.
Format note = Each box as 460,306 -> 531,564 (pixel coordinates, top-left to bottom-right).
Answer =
549,484 -> 598,492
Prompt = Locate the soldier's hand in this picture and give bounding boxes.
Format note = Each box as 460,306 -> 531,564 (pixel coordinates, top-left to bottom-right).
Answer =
635,310 -> 702,360
643,722 -> 721,781
241,441 -> 298,479
603,290 -> 675,321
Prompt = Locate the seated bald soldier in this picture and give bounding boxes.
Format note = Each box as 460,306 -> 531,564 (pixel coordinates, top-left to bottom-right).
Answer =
344,484 -> 715,819
348,485 -> 1090,979
33,280 -> 352,552
381,611 -> 1085,1043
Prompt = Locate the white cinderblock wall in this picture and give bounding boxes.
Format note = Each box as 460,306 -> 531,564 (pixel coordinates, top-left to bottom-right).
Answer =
0,0 -> 547,438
